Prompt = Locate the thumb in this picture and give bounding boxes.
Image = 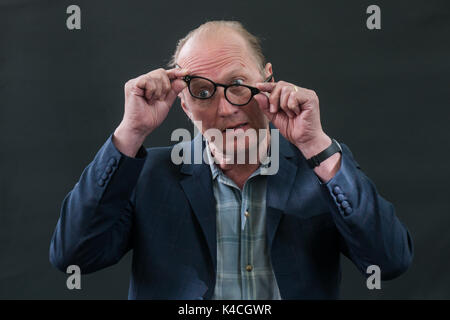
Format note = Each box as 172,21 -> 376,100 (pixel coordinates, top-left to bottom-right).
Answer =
255,92 -> 288,130
254,93 -> 273,120
166,78 -> 187,103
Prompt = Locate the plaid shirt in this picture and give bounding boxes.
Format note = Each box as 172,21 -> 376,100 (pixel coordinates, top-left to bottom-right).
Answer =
206,144 -> 281,300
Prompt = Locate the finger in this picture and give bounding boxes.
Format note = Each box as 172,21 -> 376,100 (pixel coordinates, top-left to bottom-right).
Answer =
166,79 -> 187,102
135,76 -> 155,101
254,92 -> 271,114
280,104 -> 295,119
287,92 -> 301,115
145,78 -> 156,101
268,83 -> 283,113
280,86 -> 291,112
135,75 -> 149,90
166,68 -> 190,80
255,93 -> 278,125
159,73 -> 172,101
126,79 -> 145,97
170,78 -> 187,95
294,87 -> 314,106
255,82 -> 277,93
279,87 -> 295,118
150,75 -> 164,100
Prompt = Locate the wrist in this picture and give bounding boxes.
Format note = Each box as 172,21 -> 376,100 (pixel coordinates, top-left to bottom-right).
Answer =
296,132 -> 342,183
295,132 -> 332,159
113,123 -> 149,158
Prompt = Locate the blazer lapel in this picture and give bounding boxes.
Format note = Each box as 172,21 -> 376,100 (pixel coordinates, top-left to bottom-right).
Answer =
266,134 -> 299,251
179,135 -> 217,271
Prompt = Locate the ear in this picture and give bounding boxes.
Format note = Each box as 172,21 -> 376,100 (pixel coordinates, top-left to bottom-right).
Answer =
265,62 -> 274,82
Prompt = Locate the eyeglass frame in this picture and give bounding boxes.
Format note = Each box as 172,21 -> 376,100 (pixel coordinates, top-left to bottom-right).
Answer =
176,65 -> 273,106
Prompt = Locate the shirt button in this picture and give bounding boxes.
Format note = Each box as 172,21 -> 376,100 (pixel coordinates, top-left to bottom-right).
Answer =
246,265 -> 253,272
245,211 -> 250,217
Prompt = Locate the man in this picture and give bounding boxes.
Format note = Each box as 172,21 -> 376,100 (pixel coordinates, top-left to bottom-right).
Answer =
49,20 -> 413,299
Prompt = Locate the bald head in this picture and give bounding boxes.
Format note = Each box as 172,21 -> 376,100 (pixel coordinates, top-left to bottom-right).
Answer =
177,29 -> 261,79
169,21 -> 266,76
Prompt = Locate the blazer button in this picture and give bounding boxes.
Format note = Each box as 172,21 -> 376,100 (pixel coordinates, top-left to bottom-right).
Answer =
336,194 -> 346,202
341,200 -> 350,209
108,158 -> 117,167
344,207 -> 353,215
333,186 -> 342,195
105,166 -> 112,174
245,211 -> 250,218
101,172 -> 108,180
246,265 -> 253,272
98,179 -> 105,187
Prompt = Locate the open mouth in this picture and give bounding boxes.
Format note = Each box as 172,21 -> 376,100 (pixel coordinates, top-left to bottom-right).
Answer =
222,122 -> 249,132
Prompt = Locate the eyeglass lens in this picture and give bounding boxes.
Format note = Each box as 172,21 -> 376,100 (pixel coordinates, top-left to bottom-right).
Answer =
189,77 -> 253,106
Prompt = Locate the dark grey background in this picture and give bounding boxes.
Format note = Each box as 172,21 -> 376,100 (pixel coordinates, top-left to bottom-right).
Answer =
0,0 -> 449,299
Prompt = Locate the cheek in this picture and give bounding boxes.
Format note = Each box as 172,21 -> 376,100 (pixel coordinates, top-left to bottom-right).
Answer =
190,107 -> 217,133
246,101 -> 267,126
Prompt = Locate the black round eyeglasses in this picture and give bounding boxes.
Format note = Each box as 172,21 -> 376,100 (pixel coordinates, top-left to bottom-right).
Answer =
181,73 -> 273,107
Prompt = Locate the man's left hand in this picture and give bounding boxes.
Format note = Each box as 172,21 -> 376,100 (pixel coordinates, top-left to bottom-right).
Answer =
255,81 -> 331,159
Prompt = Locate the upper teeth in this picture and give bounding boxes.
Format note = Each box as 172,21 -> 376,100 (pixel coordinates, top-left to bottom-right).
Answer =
223,124 -> 246,131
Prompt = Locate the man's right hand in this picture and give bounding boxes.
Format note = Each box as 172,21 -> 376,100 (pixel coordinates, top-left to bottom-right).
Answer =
113,67 -> 190,157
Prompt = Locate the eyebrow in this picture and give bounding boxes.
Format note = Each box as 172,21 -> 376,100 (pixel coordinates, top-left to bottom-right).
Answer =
222,69 -> 249,82
225,69 -> 247,77
176,64 -> 249,82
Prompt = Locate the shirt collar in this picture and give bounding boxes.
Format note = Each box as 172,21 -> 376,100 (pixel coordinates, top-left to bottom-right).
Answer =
205,141 -> 270,182
205,142 -> 221,180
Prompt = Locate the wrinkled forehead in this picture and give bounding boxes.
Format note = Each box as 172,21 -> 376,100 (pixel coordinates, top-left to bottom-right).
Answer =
177,32 -> 259,81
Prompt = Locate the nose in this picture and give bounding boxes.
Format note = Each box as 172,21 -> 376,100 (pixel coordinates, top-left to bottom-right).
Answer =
216,88 -> 238,117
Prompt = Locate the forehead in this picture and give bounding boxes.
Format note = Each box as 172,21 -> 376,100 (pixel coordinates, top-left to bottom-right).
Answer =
177,31 -> 257,80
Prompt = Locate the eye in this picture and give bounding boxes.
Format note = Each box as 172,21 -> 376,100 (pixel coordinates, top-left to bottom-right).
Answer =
198,89 -> 211,98
232,79 -> 245,85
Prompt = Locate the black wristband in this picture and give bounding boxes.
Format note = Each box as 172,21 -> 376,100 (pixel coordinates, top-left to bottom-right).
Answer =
306,139 -> 342,169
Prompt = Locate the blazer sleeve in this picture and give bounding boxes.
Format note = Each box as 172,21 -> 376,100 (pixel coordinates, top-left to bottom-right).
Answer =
49,134 -> 147,274
321,143 -> 414,280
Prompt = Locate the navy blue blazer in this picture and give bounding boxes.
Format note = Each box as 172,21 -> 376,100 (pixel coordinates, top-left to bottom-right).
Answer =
49,133 -> 413,299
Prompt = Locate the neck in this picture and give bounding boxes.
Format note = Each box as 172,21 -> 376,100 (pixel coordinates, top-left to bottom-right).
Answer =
218,162 -> 260,190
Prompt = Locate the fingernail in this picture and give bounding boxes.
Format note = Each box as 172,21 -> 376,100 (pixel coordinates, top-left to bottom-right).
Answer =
270,104 -> 275,113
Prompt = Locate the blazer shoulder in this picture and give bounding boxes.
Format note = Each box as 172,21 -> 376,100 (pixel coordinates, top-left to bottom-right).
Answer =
141,139 -> 192,174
